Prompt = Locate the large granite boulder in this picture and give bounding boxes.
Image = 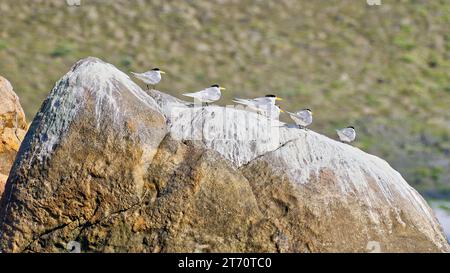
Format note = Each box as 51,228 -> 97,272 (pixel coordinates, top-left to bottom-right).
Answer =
0,57 -> 448,252
0,76 -> 27,196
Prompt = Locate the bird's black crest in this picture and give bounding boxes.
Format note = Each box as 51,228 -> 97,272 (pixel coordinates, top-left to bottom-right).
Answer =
152,68 -> 160,71
347,126 -> 355,129
304,108 -> 312,112
211,84 -> 220,88
265,94 -> 276,98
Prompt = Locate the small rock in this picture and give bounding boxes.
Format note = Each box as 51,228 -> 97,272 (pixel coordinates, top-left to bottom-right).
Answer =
0,75 -> 27,196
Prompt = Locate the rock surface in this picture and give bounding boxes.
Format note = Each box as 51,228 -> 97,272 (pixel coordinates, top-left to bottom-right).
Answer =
0,58 -> 448,252
0,76 -> 27,196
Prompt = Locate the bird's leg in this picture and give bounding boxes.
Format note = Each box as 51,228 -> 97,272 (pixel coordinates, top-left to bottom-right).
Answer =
146,84 -> 149,91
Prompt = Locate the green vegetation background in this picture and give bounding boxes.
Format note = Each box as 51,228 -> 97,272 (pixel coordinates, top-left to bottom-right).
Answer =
0,0 -> 449,198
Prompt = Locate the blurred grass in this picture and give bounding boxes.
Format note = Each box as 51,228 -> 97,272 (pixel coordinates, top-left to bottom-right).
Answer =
0,0 -> 449,196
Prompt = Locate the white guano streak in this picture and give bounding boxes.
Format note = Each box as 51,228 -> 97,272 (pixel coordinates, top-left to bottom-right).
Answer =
29,58 -> 159,164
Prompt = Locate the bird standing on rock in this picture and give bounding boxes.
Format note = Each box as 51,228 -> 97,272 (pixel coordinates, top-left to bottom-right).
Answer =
233,94 -> 282,109
182,84 -> 225,106
131,68 -> 166,90
233,94 -> 283,119
336,126 -> 356,143
286,109 -> 313,129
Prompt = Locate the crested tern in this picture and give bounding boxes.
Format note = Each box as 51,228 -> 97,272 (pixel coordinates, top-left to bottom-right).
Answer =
287,108 -> 313,129
336,126 -> 356,143
182,84 -> 225,105
233,94 -> 282,109
131,68 -> 166,90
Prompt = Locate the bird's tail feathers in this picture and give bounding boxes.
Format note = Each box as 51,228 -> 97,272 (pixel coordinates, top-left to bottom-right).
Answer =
232,99 -> 246,104
233,98 -> 250,105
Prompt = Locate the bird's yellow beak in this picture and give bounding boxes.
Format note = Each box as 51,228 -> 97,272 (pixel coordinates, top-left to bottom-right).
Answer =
276,97 -> 283,101
280,109 -> 284,113
160,71 -> 166,74
220,87 -> 226,90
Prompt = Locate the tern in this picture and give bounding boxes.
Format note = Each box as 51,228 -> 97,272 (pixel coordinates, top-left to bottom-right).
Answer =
131,68 -> 166,90
286,109 -> 313,129
233,94 -> 282,110
336,126 -> 356,143
182,84 -> 225,105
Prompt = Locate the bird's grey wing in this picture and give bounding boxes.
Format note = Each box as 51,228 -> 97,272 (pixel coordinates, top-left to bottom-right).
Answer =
144,71 -> 159,81
341,128 -> 355,140
298,111 -> 309,118
131,72 -> 149,82
187,89 -> 209,98
342,128 -> 353,137
131,72 -> 143,77
234,99 -> 265,112
301,111 -> 313,123
252,97 -> 269,103
141,71 -> 152,76
233,98 -> 252,105
200,88 -> 214,97
131,71 -> 154,82
287,110 -> 304,118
